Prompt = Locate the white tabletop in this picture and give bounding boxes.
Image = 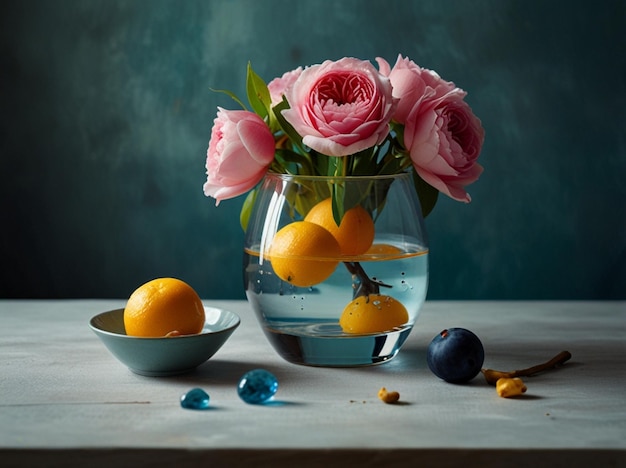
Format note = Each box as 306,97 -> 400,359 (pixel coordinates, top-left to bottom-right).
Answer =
1,300 -> 625,467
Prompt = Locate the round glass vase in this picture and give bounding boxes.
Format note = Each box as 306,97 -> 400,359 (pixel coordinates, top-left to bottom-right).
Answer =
243,172 -> 429,367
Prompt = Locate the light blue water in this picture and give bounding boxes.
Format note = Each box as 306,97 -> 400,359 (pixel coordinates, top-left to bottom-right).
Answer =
244,244 -> 428,366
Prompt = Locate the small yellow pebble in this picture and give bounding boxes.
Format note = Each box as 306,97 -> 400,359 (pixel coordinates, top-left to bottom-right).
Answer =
496,377 -> 527,398
378,387 -> 400,404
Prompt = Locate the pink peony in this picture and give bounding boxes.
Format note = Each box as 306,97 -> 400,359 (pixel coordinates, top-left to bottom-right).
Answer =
281,57 -> 397,157
203,108 -> 275,205
404,88 -> 485,203
376,55 -> 457,124
268,67 -> 303,108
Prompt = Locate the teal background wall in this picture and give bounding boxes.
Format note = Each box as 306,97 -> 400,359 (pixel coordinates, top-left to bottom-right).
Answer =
1,0 -> 625,300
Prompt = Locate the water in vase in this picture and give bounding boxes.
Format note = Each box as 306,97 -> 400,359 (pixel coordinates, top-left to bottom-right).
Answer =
244,239 -> 428,366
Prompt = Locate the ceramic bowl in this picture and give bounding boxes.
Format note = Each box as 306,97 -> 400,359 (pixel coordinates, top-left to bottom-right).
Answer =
89,306 -> 240,376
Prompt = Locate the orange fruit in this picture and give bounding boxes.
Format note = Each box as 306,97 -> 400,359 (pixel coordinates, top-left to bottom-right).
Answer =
123,278 -> 205,337
365,243 -> 404,258
304,198 -> 375,256
339,294 -> 408,334
268,221 -> 341,287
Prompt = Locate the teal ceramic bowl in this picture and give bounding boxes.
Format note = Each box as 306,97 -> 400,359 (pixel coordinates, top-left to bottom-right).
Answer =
89,306 -> 240,376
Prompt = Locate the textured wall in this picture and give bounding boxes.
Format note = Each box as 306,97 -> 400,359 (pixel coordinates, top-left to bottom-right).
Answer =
1,0 -> 625,299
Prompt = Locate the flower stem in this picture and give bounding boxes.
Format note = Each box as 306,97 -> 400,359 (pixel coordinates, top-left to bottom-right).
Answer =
481,351 -> 572,386
344,261 -> 392,299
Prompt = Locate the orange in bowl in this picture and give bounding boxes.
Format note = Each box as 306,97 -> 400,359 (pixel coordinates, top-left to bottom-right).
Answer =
124,277 -> 205,337
90,305 -> 240,376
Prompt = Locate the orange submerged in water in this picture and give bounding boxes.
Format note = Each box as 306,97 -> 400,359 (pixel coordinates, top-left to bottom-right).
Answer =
123,277 -> 205,337
365,243 -> 404,258
339,294 -> 408,334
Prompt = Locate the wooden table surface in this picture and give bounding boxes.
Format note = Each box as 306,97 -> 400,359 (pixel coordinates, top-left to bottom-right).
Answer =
1,300 -> 625,467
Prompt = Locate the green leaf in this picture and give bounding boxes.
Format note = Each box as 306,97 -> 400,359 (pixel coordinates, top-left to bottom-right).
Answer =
349,147 -> 379,176
209,87 -> 247,111
246,63 -> 271,119
412,169 -> 439,218
390,123 -> 405,149
239,188 -> 258,231
294,187 -> 319,218
331,182 -> 345,226
274,148 -> 314,175
327,156 -> 343,177
330,175 -> 370,226
272,97 -> 306,152
281,177 -> 321,219
313,152 -> 331,176
377,154 -> 405,175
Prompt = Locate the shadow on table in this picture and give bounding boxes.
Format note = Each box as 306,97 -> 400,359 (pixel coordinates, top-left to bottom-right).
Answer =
170,359 -> 294,387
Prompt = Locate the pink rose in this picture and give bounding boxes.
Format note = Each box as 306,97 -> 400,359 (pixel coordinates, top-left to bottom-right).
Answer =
268,67 -> 303,107
404,88 -> 485,203
376,55 -> 484,202
203,108 -> 275,205
281,57 -> 396,157
376,55 -> 456,124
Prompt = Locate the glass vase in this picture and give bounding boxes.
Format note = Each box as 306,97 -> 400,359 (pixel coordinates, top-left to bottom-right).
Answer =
243,172 -> 428,367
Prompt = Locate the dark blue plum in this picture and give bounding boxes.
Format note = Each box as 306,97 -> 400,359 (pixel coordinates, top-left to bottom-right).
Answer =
426,328 -> 485,383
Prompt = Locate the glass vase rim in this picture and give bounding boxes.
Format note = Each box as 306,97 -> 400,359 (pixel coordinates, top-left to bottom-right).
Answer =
264,171 -> 413,182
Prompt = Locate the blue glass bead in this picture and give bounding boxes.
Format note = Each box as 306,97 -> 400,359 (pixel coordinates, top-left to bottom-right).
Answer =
180,388 -> 210,410
237,369 -> 278,404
